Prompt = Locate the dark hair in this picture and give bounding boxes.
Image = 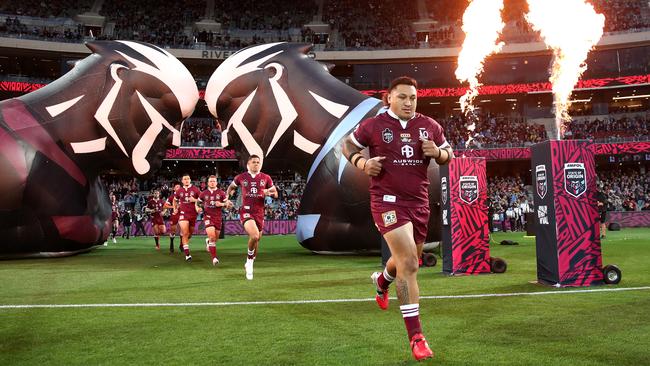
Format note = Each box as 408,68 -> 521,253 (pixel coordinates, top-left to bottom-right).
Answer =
248,155 -> 260,161
208,175 -> 217,180
182,173 -> 191,178
172,181 -> 181,187
388,76 -> 418,92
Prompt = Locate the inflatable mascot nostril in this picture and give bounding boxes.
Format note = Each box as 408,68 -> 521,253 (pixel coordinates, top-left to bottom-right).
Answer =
0,40 -> 199,258
205,42 -> 442,253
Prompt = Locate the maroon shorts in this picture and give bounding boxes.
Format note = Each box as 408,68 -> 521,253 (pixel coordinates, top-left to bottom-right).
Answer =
178,211 -> 197,228
169,213 -> 179,226
370,202 -> 430,245
203,214 -> 222,230
240,209 -> 264,231
152,215 -> 164,226
111,211 -> 119,221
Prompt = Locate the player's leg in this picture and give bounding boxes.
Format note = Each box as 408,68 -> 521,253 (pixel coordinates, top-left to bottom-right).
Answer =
243,219 -> 260,280
206,225 -> 219,266
179,220 -> 192,262
383,222 -> 433,361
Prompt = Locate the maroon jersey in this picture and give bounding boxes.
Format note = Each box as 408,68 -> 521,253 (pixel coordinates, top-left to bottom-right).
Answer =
173,185 -> 201,217
199,188 -> 227,217
111,204 -> 119,221
352,111 -> 448,208
147,198 -> 165,219
233,172 -> 274,213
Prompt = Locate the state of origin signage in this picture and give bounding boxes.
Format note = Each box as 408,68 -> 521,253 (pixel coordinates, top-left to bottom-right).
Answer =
531,140 -> 603,286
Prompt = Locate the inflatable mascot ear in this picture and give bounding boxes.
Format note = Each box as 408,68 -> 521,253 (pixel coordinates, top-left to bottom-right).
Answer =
205,42 -> 443,253
0,40 -> 198,258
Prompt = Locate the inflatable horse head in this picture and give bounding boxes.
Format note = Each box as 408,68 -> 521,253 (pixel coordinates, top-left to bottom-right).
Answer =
0,41 -> 198,257
205,42 -> 443,253
205,42 -> 370,172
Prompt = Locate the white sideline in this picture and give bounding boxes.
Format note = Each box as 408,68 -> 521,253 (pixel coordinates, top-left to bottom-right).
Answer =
1,286 -> 649,309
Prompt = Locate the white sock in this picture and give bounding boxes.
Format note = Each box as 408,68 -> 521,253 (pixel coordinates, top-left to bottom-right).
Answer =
400,304 -> 420,318
383,268 -> 395,282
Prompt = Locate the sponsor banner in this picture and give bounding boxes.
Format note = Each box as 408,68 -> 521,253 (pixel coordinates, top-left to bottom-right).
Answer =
165,148 -> 237,160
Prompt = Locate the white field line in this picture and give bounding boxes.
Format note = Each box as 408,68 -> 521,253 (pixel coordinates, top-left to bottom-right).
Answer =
1,286 -> 649,309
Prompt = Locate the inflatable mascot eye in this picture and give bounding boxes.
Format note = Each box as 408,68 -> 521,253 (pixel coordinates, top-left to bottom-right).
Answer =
264,62 -> 284,81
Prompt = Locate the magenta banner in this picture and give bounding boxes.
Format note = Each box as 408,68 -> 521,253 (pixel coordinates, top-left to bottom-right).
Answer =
116,220 -> 297,237
455,141 -> 650,161
607,211 -> 650,228
165,148 -> 237,160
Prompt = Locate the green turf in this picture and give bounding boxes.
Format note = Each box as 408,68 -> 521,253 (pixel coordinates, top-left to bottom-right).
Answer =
1,229 -> 649,365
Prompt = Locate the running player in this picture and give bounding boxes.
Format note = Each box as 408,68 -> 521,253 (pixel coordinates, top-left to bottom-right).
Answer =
227,155 -> 277,280
198,175 -> 232,266
163,182 -> 181,254
173,174 -> 201,262
342,76 -> 453,361
146,189 -> 166,250
109,193 -> 119,244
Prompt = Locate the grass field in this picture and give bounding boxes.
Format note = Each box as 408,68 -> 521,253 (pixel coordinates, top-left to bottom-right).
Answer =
1,229 -> 649,365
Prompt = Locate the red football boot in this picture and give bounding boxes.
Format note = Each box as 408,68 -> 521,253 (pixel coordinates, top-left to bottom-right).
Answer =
410,333 -> 434,361
370,272 -> 389,310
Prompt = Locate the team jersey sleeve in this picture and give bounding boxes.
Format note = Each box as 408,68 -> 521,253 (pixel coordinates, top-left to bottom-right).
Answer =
232,174 -> 241,187
266,174 -> 274,189
430,119 -> 450,149
350,118 -> 373,148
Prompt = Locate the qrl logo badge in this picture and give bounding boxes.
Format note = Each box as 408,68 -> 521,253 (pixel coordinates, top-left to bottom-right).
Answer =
459,176 -> 478,204
382,210 -> 397,227
441,177 -> 448,205
382,128 -> 393,143
564,163 -> 586,198
536,165 -> 547,199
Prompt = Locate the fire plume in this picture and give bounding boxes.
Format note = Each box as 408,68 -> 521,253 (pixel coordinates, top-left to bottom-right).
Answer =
525,0 -> 605,139
455,0 -> 506,116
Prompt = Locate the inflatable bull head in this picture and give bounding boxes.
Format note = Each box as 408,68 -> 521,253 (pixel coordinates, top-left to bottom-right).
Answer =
0,41 -> 198,258
205,42 -> 442,253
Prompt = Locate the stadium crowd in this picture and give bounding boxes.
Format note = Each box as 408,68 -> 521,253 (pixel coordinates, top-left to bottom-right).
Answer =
180,118 -> 222,147
598,168 -> 650,211
2,0 -> 648,50
441,113 -> 548,149
564,114 -> 650,141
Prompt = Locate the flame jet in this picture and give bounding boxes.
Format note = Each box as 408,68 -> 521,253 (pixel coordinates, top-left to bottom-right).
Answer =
455,0 -> 506,116
526,0 -> 605,139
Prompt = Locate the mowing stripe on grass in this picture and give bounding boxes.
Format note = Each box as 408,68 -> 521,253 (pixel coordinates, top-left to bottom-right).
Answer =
2,286 -> 649,309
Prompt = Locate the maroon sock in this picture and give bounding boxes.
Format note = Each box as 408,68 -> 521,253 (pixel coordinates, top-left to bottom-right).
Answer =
183,245 -> 190,256
400,304 -> 423,339
377,272 -> 392,291
209,245 -> 217,258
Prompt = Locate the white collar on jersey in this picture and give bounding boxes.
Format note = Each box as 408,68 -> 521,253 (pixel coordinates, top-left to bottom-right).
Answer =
247,170 -> 260,178
387,109 -> 416,129
182,184 -> 193,189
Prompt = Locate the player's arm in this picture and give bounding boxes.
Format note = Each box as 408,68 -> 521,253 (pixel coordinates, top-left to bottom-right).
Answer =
342,135 -> 384,177
421,138 -> 453,165
195,196 -> 203,213
264,185 -> 278,199
226,181 -> 238,198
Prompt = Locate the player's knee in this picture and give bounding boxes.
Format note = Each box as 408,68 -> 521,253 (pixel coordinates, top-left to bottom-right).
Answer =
399,256 -> 419,275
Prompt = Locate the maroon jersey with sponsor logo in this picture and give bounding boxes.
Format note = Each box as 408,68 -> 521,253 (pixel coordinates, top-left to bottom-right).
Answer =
147,198 -> 164,219
199,188 -> 227,217
173,185 -> 201,216
233,172 -> 274,213
352,112 -> 448,207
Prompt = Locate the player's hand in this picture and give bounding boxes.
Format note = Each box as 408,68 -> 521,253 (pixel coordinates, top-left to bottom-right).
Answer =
225,200 -> 233,209
196,207 -> 203,214
364,156 -> 385,176
420,137 -> 438,158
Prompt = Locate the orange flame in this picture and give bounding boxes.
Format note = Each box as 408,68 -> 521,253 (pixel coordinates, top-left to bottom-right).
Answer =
525,0 -> 605,139
455,0 -> 505,116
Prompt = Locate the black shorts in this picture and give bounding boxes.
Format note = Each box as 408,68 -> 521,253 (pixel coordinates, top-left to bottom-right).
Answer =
599,211 -> 607,222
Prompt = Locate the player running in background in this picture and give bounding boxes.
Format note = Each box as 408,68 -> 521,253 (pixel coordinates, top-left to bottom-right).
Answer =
198,175 -> 232,266
173,175 -> 201,262
342,76 -> 453,361
109,193 -> 119,244
163,182 -> 181,254
146,189 -> 166,250
227,155 -> 278,280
